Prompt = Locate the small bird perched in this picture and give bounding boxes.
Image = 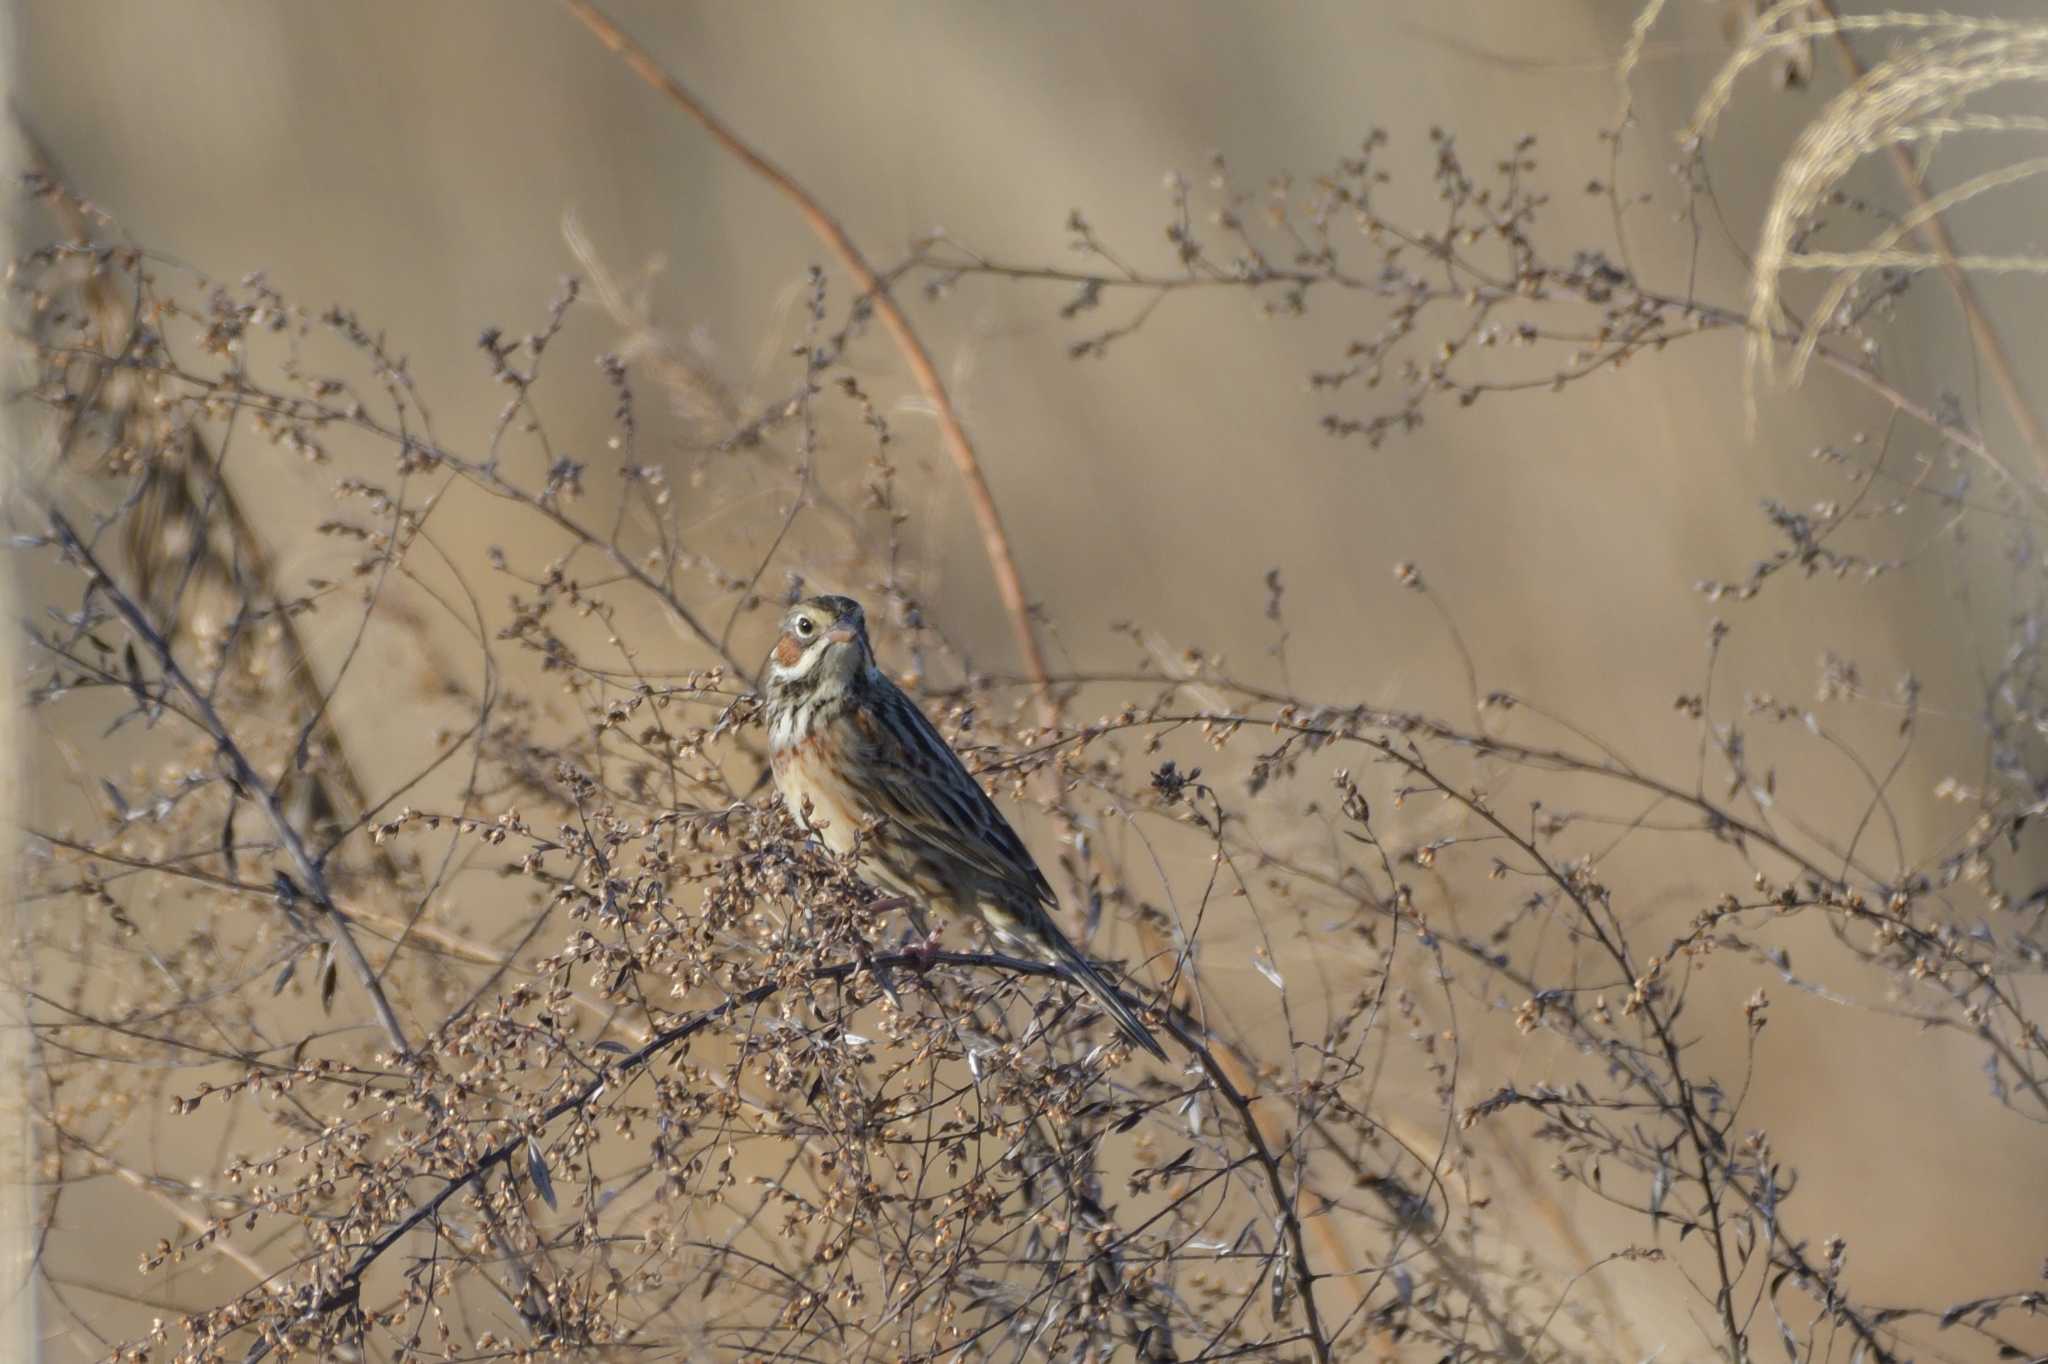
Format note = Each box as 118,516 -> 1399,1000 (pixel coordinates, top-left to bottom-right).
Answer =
763,594 -> 1166,1060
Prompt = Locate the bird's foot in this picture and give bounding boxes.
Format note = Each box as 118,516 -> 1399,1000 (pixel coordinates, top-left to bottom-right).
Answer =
902,927 -> 944,974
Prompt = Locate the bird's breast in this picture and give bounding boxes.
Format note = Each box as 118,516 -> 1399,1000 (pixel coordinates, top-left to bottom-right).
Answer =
770,722 -> 867,854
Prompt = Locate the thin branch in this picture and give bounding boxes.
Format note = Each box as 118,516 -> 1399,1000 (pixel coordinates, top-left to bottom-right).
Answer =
236,948 -> 1331,1364
560,0 -> 1058,726
44,511 -> 414,1058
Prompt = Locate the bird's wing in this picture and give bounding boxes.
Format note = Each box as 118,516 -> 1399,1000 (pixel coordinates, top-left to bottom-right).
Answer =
856,683 -> 1058,906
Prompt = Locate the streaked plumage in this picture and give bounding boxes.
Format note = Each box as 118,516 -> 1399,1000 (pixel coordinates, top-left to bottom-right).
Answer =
763,594 -> 1164,1059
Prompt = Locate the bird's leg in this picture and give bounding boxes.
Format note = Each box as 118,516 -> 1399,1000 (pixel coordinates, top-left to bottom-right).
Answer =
855,895 -> 921,995
864,894 -> 943,973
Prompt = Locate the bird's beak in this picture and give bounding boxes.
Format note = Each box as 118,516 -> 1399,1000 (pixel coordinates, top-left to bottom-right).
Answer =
825,625 -> 858,647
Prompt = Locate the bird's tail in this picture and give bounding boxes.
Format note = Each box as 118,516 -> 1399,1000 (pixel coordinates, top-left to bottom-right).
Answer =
1048,934 -> 1167,1061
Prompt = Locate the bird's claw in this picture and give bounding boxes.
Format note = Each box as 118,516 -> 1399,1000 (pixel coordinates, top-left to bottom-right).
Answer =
902,928 -> 943,974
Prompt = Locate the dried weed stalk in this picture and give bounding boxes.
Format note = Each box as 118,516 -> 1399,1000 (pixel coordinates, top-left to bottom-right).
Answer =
1689,4 -> 2048,471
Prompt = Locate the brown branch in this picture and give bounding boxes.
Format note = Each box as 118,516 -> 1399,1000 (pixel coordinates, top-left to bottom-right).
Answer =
560,0 -> 1057,726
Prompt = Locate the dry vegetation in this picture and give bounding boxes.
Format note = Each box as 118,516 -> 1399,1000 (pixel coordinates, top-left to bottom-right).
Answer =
9,5 -> 2048,1362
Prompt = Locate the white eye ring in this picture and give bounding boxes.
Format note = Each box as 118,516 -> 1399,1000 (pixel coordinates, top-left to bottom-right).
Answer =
793,616 -> 815,638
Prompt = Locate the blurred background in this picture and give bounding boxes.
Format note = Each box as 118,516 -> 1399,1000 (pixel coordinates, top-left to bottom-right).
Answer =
11,2 -> 2048,1358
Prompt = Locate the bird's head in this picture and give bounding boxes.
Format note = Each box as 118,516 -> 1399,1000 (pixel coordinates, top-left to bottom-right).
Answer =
766,594 -> 873,697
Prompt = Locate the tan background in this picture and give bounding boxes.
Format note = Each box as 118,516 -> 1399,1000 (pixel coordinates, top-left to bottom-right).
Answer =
14,1 -> 2048,1358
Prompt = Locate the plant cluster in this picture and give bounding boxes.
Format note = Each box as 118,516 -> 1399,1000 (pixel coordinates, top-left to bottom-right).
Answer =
12,7 -> 2048,1362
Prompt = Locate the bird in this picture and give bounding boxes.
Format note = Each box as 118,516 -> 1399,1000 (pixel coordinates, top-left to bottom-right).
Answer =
762,593 -> 1166,1060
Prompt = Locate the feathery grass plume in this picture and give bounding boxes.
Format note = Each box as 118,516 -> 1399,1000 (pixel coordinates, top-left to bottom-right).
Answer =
1688,9 -> 2048,440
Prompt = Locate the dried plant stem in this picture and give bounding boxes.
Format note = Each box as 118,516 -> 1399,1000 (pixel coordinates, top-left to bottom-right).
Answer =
1162,1011 -> 1334,1364
107,1158 -> 278,1293
46,512 -> 414,1059
1808,0 -> 2048,485
560,0 -> 1057,725
1133,914 -> 1360,1326
240,949 -> 1329,1364
17,114 -> 419,923
0,89 -> 33,1364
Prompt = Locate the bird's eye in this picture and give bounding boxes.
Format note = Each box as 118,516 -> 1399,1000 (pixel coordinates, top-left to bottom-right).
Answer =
793,616 -> 815,638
